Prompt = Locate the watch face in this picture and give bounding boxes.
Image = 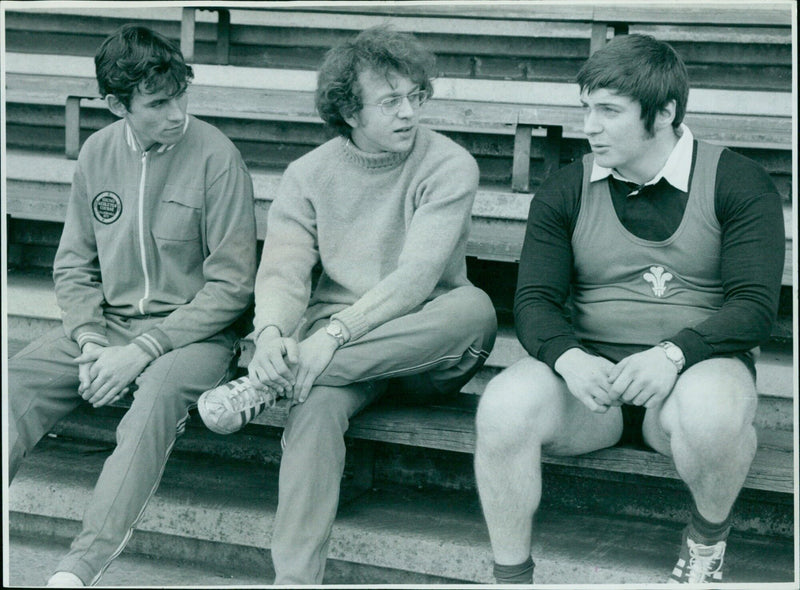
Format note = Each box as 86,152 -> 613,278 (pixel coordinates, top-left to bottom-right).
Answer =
326,323 -> 344,344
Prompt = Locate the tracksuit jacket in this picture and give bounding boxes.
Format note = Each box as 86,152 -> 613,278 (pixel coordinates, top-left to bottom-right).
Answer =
53,115 -> 257,358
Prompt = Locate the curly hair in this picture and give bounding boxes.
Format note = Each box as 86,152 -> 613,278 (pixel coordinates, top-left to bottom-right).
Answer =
315,25 -> 436,136
577,34 -> 688,136
95,24 -> 194,110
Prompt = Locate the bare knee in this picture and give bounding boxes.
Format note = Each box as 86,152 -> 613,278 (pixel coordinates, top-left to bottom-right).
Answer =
662,361 -> 757,448
476,359 -> 560,453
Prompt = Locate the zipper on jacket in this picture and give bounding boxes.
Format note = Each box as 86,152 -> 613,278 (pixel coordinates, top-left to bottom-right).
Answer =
137,151 -> 151,314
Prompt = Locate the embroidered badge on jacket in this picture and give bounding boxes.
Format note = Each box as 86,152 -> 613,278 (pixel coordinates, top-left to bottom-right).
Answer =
92,191 -> 123,224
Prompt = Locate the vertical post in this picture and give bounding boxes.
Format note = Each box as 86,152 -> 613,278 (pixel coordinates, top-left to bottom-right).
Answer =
590,22 -> 608,54
65,96 -> 82,160
543,126 -> 563,179
350,442 -> 375,492
216,8 -> 231,65
512,124 -> 533,193
181,7 -> 196,62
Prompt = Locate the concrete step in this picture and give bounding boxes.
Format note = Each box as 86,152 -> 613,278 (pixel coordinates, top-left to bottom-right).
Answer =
7,531 -> 271,588
8,435 -> 796,586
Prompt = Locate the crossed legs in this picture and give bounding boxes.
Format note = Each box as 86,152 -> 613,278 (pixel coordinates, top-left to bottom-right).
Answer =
270,286 -> 497,584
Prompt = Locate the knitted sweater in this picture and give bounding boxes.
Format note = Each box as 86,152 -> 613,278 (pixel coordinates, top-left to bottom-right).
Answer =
253,126 -> 479,342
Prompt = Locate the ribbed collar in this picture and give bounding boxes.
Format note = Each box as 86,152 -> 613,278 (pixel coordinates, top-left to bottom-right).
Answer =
340,135 -> 414,170
124,115 -> 190,154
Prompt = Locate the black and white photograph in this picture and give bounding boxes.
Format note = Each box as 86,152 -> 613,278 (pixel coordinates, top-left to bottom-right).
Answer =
2,1 -> 796,587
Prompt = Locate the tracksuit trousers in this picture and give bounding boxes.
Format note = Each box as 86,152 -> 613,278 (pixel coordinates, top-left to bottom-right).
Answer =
271,285 -> 498,584
8,314 -> 237,585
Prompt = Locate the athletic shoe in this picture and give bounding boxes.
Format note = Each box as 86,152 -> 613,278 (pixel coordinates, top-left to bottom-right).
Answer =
197,376 -> 278,435
668,525 -> 726,584
46,572 -> 84,587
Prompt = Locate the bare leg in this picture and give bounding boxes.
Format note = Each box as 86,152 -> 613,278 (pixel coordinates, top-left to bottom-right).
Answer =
643,357 -> 757,523
474,357 -> 623,566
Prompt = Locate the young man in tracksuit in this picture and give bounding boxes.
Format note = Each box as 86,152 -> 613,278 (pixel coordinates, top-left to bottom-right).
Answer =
474,34 -> 784,584
7,25 -> 256,586
198,26 -> 497,584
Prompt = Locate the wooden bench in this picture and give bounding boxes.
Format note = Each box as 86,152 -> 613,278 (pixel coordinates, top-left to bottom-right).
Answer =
4,12 -> 794,580
5,270 -> 795,497
5,51 -> 793,189
5,47 -> 794,281
4,20 -> 795,500
7,5 -> 791,91
174,3 -> 792,90
5,149 -> 794,285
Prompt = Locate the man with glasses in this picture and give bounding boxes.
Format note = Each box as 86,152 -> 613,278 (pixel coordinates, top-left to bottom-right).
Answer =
197,25 -> 497,584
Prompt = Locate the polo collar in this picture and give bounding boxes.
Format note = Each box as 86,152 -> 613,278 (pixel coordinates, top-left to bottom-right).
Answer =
124,115 -> 190,153
590,124 -> 694,192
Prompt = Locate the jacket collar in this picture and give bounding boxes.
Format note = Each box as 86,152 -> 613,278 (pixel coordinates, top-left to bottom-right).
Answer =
124,115 -> 190,154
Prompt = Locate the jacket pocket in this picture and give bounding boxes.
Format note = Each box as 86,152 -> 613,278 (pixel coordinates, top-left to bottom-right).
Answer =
152,191 -> 203,242
152,192 -> 204,279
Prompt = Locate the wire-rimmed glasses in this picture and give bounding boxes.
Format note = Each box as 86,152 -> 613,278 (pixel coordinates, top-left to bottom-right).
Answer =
364,89 -> 430,116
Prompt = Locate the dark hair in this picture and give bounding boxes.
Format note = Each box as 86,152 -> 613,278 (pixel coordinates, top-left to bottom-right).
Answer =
315,25 -> 436,136
577,34 -> 688,135
95,24 -> 194,110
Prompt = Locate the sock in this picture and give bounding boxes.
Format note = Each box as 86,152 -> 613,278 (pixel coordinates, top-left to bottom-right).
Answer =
689,503 -> 731,544
493,556 -> 535,584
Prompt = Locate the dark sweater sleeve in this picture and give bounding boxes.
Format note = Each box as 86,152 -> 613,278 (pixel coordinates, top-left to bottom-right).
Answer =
667,149 -> 785,368
514,161 -> 585,369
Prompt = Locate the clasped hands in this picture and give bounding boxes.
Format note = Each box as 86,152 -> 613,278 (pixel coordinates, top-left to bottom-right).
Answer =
248,326 -> 339,404
554,347 -> 679,413
74,342 -> 152,408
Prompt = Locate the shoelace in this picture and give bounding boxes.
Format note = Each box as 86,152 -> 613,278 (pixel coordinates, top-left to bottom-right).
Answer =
686,539 -> 725,583
226,378 -> 276,412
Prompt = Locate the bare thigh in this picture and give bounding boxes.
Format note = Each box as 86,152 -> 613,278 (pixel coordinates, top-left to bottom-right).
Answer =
490,357 -> 624,456
642,357 -> 757,457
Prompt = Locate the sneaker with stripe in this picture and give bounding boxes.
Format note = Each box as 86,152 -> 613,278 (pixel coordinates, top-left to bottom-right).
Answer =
668,525 -> 726,584
197,376 -> 278,435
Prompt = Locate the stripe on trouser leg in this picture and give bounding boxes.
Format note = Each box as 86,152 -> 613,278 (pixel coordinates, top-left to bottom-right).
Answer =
364,347 -> 489,382
89,409 -> 191,586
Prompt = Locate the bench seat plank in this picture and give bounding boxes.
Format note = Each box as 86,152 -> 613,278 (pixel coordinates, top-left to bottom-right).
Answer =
245,394 -> 794,494
8,51 -> 793,118
13,4 -> 791,28
6,52 -> 792,149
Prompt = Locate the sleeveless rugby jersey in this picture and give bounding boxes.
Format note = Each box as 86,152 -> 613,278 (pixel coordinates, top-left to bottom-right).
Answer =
571,140 -> 724,347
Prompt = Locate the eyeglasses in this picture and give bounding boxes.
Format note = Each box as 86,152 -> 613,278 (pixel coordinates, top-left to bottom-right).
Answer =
363,89 -> 430,116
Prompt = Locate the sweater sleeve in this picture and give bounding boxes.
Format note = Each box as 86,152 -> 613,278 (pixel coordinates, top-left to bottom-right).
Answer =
53,164 -> 110,349
513,161 -> 585,369
132,162 -> 257,358
252,165 -> 320,341
332,151 -> 480,341
665,150 -> 785,368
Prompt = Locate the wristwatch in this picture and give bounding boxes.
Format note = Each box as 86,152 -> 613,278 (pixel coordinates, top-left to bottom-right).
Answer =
658,341 -> 685,374
325,320 -> 347,347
